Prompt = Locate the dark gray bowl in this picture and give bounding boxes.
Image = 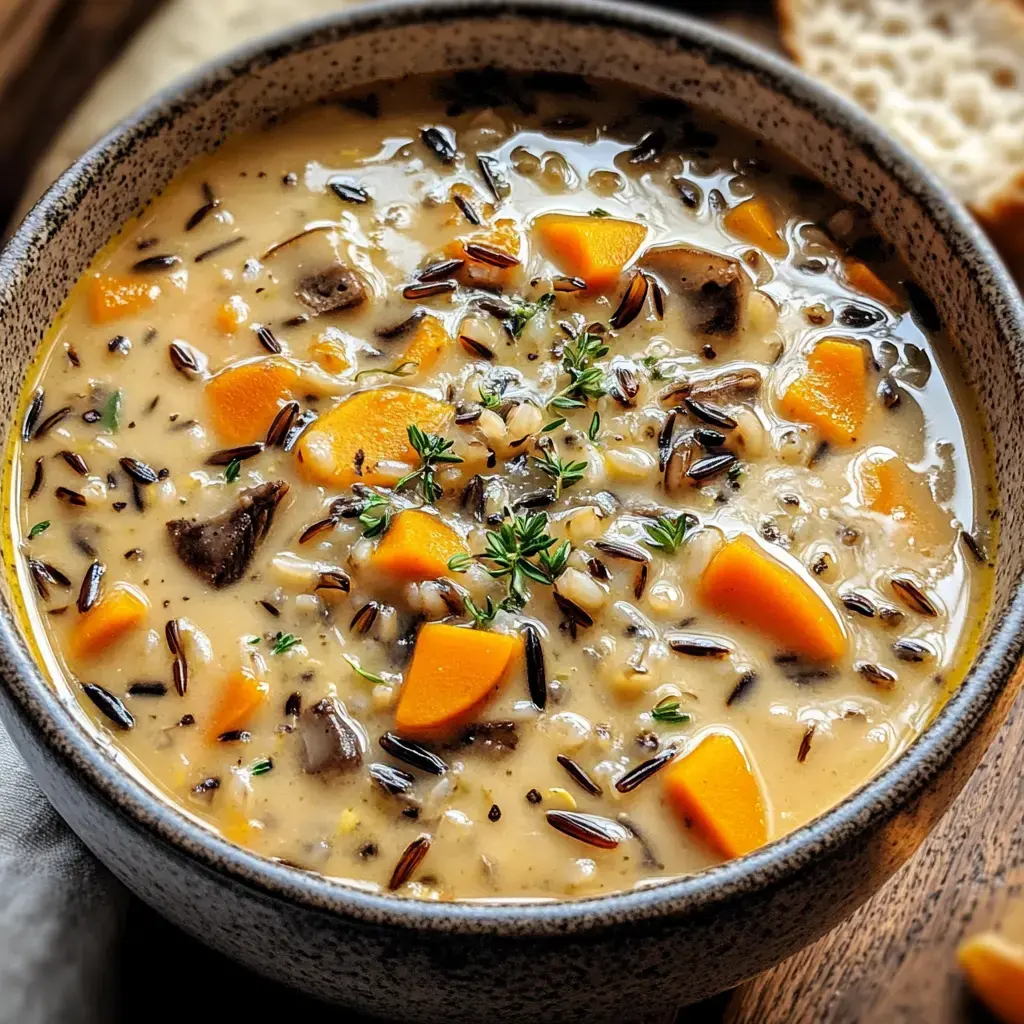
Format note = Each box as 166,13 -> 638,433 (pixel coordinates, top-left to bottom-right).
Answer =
1,2 -> 1022,1021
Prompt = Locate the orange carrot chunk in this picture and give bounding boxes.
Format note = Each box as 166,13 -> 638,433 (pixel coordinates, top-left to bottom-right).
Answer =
214,295 -> 249,334
663,732 -> 767,859
70,584 -> 150,660
722,197 -> 788,258
698,535 -> 847,661
394,624 -> 520,738
296,387 -> 452,489
402,315 -> 451,374
206,668 -> 268,742
780,338 -> 867,445
204,358 -> 300,446
533,213 -> 647,293
957,933 -> 1024,1024
372,509 -> 467,582
843,258 -> 901,308
88,274 -> 160,325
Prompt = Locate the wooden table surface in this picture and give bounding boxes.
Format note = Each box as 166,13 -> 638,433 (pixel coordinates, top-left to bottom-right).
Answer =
4,2 -> 1021,1021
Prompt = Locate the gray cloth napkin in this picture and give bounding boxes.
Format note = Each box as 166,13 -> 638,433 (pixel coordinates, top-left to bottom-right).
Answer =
0,723 -> 126,1024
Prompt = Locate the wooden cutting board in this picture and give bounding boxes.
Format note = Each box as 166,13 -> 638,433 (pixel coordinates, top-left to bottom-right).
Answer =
13,3 -> 1023,1021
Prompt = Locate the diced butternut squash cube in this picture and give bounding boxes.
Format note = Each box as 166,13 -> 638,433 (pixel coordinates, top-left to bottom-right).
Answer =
533,212 -> 647,292
372,509 -> 467,581
70,584 -> 149,660
204,357 -> 300,446
88,274 -> 160,325
663,732 -> 767,859
859,451 -> 952,552
958,933 -> 1024,1024
402,315 -> 451,374
698,535 -> 847,661
214,295 -> 249,334
723,197 -> 788,258
781,338 -> 867,445
444,218 -> 522,288
309,333 -> 351,375
297,387 -> 452,488
206,668 -> 268,742
843,258 -> 901,309
395,623 -> 521,738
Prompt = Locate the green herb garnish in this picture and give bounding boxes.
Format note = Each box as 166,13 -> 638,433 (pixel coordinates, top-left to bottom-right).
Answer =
271,632 -> 301,655
449,509 -> 569,609
100,389 -> 123,432
727,462 -> 744,484
640,355 -> 669,382
465,595 -> 499,629
651,697 -> 691,724
507,292 -> 555,339
247,636 -> 261,645
224,458 -> 242,484
532,447 -> 587,498
358,492 -> 392,538
548,327 -> 609,410
478,381 -> 502,410
249,757 -> 274,776
587,411 -> 601,443
344,653 -> 385,684
396,424 -> 463,504
642,512 -> 698,555
589,208 -> 611,218
542,417 -> 566,433
27,521 -> 50,539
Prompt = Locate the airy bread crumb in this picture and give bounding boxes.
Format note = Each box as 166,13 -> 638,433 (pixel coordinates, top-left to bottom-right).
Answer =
779,0 -> 1024,262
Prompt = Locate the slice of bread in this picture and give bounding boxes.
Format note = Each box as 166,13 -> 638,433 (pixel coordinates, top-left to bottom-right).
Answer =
778,0 -> 1024,265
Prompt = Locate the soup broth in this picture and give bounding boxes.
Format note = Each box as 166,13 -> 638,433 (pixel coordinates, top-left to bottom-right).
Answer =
6,73 -> 994,900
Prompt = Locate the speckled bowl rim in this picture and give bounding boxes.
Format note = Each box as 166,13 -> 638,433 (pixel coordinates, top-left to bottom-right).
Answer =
2,0 -> 1024,938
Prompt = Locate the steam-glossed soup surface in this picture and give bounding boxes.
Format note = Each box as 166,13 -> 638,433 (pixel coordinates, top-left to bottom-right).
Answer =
9,74 -> 994,900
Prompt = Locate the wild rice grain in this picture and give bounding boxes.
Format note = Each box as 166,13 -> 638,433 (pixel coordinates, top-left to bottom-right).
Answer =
545,810 -> 626,849
556,754 -> 602,796
77,561 -> 106,613
614,745 -> 678,793
388,834 -> 432,890
82,683 -> 135,730
379,732 -> 449,776
522,623 -> 546,710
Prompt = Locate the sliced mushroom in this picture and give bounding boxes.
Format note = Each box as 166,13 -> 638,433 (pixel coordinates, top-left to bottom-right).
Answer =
641,244 -> 751,340
166,481 -> 288,588
296,266 -> 367,315
452,721 -> 519,757
299,697 -> 368,774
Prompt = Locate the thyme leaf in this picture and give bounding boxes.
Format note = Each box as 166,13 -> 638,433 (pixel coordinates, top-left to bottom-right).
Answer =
396,424 -> 463,504
344,653 -> 385,684
271,631 -> 301,655
532,446 -> 587,498
652,697 -> 691,724
101,389 -> 124,431
642,512 -> 698,555
27,521 -> 50,539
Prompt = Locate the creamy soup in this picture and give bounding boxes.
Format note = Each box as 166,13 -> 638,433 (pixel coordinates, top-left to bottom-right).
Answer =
6,73 -> 994,900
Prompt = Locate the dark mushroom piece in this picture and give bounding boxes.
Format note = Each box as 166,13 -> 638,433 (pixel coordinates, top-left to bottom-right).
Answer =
165,481 -> 288,588
641,244 -> 752,340
295,265 -> 367,315
299,697 -> 368,774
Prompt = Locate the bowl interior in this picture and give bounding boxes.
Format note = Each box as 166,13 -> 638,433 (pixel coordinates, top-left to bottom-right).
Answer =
1,0 -> 1022,930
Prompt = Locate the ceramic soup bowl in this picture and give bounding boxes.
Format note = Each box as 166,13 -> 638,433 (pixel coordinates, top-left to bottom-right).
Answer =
0,2 -> 1022,1021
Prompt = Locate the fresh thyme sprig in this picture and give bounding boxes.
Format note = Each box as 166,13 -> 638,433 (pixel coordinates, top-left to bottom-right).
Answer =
448,509 -> 570,610
396,424 -> 463,504
507,292 -> 555,339
271,631 -> 301,655
642,512 -> 698,555
478,381 -> 502,410
465,594 -> 499,629
651,696 -> 691,724
548,326 -> 609,410
532,446 -> 587,498
357,492 -> 392,538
